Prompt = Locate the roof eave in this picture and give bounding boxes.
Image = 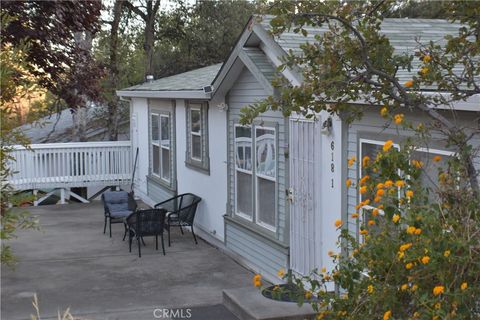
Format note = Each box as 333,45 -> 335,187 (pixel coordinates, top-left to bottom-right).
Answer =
116,90 -> 211,100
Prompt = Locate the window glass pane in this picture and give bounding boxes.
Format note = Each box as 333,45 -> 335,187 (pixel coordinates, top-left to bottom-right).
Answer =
235,126 -> 252,171
161,116 -> 170,148
236,171 -> 253,217
412,150 -> 451,199
191,109 -> 201,133
256,128 -> 276,178
161,149 -> 170,181
152,145 -> 160,175
257,177 -> 275,227
151,114 -> 159,144
192,134 -> 201,160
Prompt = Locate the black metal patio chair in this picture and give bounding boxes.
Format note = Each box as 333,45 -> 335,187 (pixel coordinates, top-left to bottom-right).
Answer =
154,193 -> 202,246
101,191 -> 137,238
125,208 -> 167,257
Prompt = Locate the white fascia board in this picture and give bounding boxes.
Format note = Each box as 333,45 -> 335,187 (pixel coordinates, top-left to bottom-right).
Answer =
116,90 -> 211,100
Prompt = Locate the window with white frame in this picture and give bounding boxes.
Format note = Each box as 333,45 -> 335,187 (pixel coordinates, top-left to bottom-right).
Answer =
235,126 -> 253,220
186,101 -> 209,173
150,113 -> 171,182
234,124 -> 277,231
357,139 -> 455,238
255,127 -> 276,230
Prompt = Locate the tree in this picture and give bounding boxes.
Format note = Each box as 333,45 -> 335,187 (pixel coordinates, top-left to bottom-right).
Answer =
1,1 -> 103,110
124,0 -> 162,78
1,14 -> 38,265
245,0 -> 480,318
242,0 -> 480,194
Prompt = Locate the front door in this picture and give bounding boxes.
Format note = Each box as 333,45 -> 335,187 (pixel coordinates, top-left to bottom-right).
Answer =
289,118 -> 322,275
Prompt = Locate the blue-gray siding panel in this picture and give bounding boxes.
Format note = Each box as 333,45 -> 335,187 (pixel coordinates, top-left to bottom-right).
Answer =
147,178 -> 176,203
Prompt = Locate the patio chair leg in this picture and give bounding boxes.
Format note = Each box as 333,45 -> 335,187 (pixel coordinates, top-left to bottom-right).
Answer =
141,237 -> 146,246
103,217 -> 107,234
109,219 -> 112,238
179,225 -> 184,235
155,235 -> 158,250
167,225 -> 171,247
138,237 -> 141,258
161,234 -> 165,255
191,225 -> 198,244
122,224 -> 127,241
129,234 -> 132,253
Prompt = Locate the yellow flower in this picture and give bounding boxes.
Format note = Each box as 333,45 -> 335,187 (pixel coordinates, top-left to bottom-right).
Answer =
395,180 -> 405,188
383,310 -> 392,320
362,156 -> 371,167
404,80 -> 414,88
360,229 -> 368,235
433,286 -> 445,296
253,274 -> 262,287
394,113 -> 404,125
420,67 -> 429,75
411,284 -> 418,292
406,226 -> 417,235
348,156 -> 356,167
384,180 -> 394,188
434,302 -> 441,309
461,282 -> 468,290
433,155 -> 442,162
413,311 -> 420,318
423,55 -> 432,63
399,243 -> 413,252
321,267 -> 327,273
412,159 -> 424,168
376,189 -> 385,197
346,179 -> 352,188
380,106 -> 389,117
352,213 -> 359,219
277,268 -> 285,278
372,208 -> 379,217
406,190 -> 414,198
368,220 -> 375,226
421,256 -> 430,264
335,219 -> 343,228
383,140 -> 394,152
360,186 -> 368,194
360,175 -> 369,185
305,290 -> 312,299
405,262 -> 414,270
444,250 -> 451,257
397,251 -> 405,259
401,284 -> 409,291
414,228 -> 422,235
374,196 -> 382,203
367,285 -> 374,294
392,214 -> 400,223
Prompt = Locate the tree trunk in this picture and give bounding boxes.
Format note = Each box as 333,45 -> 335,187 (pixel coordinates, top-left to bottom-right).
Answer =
107,0 -> 124,141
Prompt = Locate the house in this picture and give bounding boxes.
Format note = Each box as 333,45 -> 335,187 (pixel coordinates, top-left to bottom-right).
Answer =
117,16 -> 480,283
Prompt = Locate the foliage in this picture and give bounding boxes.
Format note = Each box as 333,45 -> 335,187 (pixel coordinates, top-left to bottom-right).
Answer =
1,1 -> 104,109
246,1 -> 480,318
240,0 -> 479,192
268,135 -> 480,319
1,14 -> 39,266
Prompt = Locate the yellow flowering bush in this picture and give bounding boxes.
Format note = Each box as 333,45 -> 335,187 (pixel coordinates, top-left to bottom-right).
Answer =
266,138 -> 479,319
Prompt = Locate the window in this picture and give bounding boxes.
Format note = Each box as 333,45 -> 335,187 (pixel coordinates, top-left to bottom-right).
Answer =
255,127 -> 276,230
234,124 -> 277,231
186,102 -> 209,173
150,113 -> 171,182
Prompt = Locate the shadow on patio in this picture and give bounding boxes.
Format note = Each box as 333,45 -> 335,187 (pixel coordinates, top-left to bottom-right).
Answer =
1,202 -> 253,320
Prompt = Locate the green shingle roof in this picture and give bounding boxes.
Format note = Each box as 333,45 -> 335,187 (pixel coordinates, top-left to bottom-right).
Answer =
121,63 -> 222,91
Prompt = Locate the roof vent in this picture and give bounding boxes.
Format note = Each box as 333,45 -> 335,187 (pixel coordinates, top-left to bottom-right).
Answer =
146,75 -> 154,83
203,85 -> 213,93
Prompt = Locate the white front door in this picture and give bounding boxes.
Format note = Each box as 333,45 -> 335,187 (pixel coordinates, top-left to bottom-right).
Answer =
289,118 -> 322,275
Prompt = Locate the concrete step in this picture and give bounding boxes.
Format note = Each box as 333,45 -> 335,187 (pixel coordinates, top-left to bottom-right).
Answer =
223,287 -> 317,320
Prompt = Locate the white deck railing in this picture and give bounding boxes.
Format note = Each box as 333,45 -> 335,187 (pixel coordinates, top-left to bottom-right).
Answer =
8,141 -> 132,191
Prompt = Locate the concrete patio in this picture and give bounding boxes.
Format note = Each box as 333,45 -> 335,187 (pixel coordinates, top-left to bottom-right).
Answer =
1,201 -> 253,320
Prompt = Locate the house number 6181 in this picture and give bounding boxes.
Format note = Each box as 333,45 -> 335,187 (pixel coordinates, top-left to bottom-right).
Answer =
331,141 -> 335,188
